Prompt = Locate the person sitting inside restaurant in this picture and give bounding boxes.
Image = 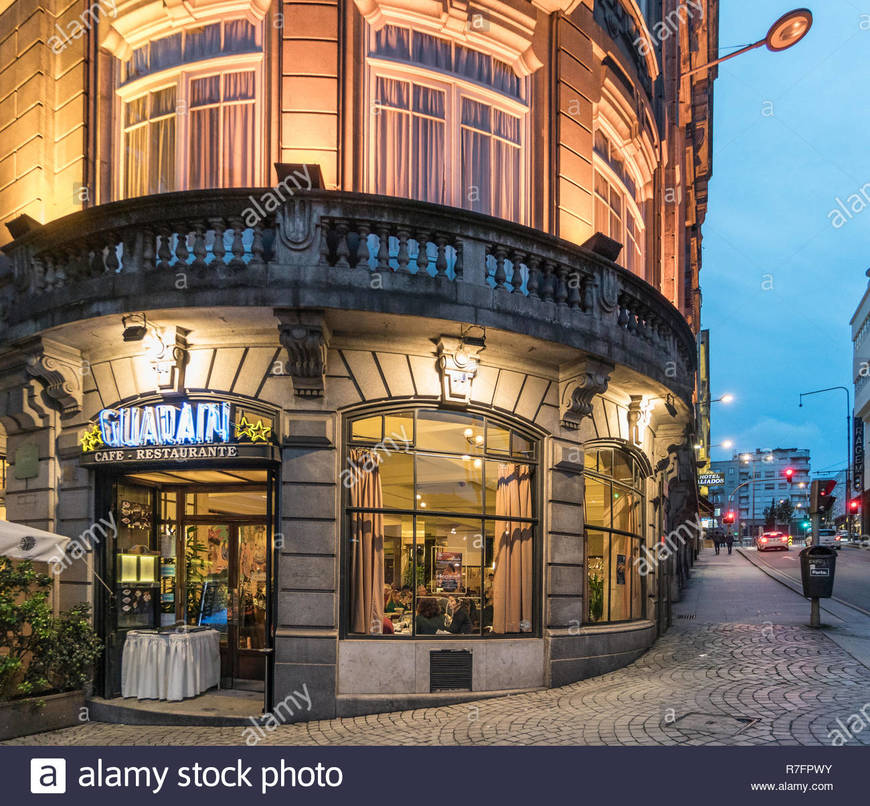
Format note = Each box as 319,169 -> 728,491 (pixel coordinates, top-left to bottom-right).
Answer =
448,597 -> 474,634
384,586 -> 403,612
415,597 -> 445,634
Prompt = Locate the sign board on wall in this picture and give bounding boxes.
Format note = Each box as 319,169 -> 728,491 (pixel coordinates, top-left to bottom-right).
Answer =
79,398 -> 278,467
698,472 -> 725,487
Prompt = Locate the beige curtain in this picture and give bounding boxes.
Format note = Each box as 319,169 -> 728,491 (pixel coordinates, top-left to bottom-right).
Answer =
349,449 -> 385,634
492,463 -> 532,633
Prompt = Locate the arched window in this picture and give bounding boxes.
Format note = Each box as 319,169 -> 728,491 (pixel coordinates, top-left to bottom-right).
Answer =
593,129 -> 646,279
116,19 -> 264,199
584,445 -> 647,623
344,408 -> 537,637
366,25 -> 529,223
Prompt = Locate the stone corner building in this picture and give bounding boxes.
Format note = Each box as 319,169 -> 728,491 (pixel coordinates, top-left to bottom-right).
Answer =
0,0 -> 717,719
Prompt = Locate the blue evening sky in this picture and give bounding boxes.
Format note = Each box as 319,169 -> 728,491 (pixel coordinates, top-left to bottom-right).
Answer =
703,1 -> 870,475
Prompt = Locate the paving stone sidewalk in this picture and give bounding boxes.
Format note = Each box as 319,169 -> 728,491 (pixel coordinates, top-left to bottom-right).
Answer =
7,554 -> 870,747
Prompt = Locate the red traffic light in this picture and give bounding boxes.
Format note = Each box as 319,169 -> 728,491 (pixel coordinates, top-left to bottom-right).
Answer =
850,499 -> 860,512
784,467 -> 794,483
723,511 -> 736,524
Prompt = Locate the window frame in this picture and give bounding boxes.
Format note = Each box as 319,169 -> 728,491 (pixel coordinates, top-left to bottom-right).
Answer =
583,445 -> 648,625
340,405 -> 542,640
114,51 -> 265,200
365,40 -> 531,224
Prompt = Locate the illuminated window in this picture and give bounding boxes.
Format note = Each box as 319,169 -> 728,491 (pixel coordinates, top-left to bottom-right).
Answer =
344,408 -> 537,637
367,25 -> 528,223
593,130 -> 646,278
117,20 -> 263,199
583,446 -> 646,624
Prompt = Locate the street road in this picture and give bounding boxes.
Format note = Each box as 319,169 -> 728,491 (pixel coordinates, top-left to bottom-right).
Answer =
750,545 -> 870,614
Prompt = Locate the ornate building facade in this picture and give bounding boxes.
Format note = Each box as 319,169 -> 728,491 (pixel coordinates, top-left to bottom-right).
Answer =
0,0 -> 717,719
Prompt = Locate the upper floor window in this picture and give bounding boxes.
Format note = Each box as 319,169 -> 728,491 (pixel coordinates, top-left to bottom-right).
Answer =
367,25 -> 528,223
344,408 -> 537,637
117,19 -> 263,199
594,129 -> 646,279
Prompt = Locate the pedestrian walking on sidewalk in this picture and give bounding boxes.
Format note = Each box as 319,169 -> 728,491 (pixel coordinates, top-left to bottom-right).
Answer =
725,533 -> 734,555
713,534 -> 721,555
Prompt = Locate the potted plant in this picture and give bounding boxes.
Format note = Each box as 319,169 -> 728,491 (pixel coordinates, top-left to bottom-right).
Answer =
0,558 -> 102,740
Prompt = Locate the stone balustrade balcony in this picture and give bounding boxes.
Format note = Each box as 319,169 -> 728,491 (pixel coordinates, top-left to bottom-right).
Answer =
0,189 -> 696,399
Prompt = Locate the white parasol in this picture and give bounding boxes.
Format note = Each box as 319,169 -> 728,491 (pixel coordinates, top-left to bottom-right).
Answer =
0,520 -> 70,564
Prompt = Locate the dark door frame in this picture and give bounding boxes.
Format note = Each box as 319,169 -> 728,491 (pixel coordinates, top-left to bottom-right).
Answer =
93,462 -> 279,708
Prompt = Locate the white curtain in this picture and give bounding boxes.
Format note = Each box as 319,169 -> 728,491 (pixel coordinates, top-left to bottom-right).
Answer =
460,98 -> 491,215
222,72 -> 255,186
411,85 -> 445,204
189,76 -> 220,189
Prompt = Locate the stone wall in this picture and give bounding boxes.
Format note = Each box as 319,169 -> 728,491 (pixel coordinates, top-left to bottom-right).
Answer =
0,0 -> 88,246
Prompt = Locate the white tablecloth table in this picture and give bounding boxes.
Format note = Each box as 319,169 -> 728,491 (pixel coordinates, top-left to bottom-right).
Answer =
121,629 -> 220,701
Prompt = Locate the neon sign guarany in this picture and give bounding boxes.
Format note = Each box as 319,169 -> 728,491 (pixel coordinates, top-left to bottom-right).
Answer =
98,401 -> 232,448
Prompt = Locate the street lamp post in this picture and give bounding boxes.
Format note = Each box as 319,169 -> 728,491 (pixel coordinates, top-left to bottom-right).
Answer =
799,387 -> 852,541
682,8 -> 813,77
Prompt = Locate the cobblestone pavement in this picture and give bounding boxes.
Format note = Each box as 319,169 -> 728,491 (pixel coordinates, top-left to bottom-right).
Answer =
7,621 -> 870,747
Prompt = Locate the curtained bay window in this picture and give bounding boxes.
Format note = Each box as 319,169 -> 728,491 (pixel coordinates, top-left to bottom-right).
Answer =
345,408 -> 537,637
367,25 -> 528,223
117,19 -> 263,199
584,446 -> 647,624
593,129 -> 646,279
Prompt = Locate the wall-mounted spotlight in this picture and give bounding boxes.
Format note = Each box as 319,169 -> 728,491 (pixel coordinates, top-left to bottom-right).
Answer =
122,313 -> 149,342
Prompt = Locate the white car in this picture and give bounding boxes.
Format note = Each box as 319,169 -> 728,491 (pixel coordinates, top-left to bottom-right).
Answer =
815,528 -> 842,550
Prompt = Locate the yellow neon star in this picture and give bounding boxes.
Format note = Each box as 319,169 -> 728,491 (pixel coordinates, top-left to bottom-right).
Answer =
247,419 -> 272,443
80,424 -> 104,453
235,415 -> 254,440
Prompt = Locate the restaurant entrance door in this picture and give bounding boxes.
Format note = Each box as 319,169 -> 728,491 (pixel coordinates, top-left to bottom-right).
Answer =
100,467 -> 275,699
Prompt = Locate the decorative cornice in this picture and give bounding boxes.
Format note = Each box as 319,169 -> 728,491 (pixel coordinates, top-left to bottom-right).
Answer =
354,0 -> 543,77
559,358 -> 613,429
22,337 -> 84,418
276,309 -> 331,398
99,0 -> 271,61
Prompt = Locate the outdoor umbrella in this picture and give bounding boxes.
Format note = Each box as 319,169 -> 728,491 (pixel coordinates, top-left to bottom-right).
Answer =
0,519 -> 70,564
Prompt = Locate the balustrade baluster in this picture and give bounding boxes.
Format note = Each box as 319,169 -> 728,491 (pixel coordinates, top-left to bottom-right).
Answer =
334,221 -> 351,268
105,236 -> 120,275
210,219 -> 226,268
453,240 -> 463,280
526,255 -> 541,298
191,225 -> 208,271
493,245 -> 508,290
541,261 -> 555,302
396,228 -> 410,273
435,235 -> 448,277
415,232 -> 430,274
228,218 -> 245,269
318,219 -> 332,266
566,265 -> 581,308
249,223 -> 265,269
156,228 -> 173,271
142,228 -> 155,271
174,226 -> 190,267
376,225 -> 390,271
554,264 -> 568,305
355,223 -> 371,269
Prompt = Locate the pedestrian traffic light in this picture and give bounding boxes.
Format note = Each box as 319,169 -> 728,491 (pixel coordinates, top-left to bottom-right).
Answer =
809,479 -> 837,514
784,467 -> 794,484
802,520 -> 811,530
723,511 -> 736,524
850,499 -> 860,513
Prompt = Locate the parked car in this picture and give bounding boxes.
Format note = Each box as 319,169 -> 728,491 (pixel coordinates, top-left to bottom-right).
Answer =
756,531 -> 789,551
816,528 -> 842,549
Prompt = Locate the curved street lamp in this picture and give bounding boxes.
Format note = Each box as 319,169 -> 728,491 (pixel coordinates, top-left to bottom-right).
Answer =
683,8 -> 813,77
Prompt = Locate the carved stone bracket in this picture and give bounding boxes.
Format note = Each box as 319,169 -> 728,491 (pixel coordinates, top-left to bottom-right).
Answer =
276,309 -> 331,398
23,337 -> 84,418
559,358 -> 613,430
627,394 -> 652,446
436,335 -> 483,407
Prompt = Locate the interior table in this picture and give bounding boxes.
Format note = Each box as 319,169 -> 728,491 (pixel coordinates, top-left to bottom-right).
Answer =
121,628 -> 221,701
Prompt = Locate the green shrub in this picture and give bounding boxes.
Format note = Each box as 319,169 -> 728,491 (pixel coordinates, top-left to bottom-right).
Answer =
0,558 -> 102,701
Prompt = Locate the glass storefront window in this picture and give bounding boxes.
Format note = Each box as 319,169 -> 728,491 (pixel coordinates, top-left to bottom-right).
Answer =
584,447 -> 646,624
346,408 -> 536,637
